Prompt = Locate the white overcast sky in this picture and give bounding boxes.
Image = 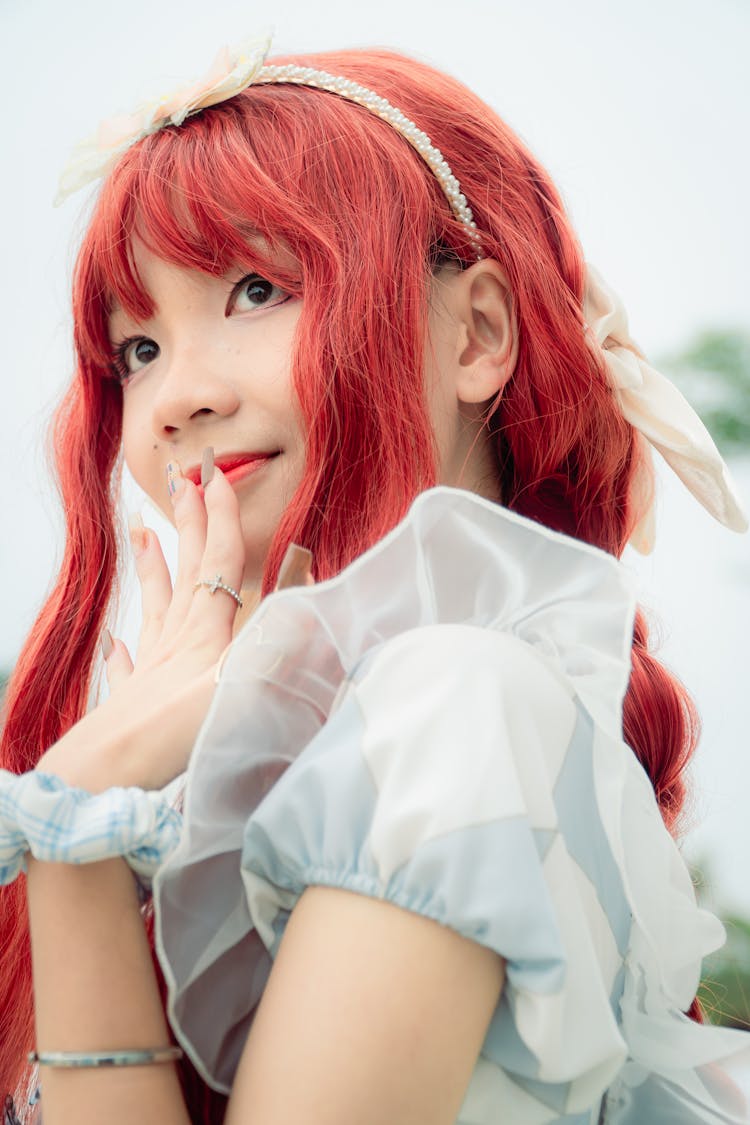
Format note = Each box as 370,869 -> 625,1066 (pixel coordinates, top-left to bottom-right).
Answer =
0,0 -> 748,909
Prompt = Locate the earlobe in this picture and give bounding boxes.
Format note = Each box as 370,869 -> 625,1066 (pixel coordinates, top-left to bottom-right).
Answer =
455,262 -> 518,404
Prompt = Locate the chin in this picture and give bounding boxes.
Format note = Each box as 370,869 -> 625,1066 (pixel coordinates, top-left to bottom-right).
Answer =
236,473 -> 301,589
238,517 -> 279,588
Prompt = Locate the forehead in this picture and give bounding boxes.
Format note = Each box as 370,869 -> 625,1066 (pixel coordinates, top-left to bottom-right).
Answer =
106,248 -> 199,330
105,231 -> 299,324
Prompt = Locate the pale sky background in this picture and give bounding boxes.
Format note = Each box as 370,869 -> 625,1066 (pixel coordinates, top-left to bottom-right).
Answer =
0,0 -> 748,910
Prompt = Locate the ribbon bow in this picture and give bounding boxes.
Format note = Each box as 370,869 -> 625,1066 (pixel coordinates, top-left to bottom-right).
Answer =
584,264 -> 747,552
55,34 -> 271,205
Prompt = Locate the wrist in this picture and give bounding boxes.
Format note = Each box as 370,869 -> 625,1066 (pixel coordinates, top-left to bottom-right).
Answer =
36,727 -> 135,794
35,671 -> 207,793
0,769 -> 182,887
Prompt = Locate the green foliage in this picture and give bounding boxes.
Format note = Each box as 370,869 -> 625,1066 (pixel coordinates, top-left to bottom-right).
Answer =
669,329 -> 750,1022
699,913 -> 750,1030
659,329 -> 750,451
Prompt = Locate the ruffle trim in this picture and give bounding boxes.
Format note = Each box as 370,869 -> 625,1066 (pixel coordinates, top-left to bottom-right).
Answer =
152,487 -> 750,1120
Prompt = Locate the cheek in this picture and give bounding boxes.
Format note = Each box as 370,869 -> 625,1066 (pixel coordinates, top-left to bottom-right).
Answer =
121,405 -> 167,509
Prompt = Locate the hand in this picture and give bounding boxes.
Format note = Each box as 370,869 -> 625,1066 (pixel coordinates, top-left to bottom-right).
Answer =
37,452 -> 245,794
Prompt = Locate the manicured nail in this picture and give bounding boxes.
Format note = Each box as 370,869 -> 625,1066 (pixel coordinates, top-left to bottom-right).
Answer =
127,511 -> 148,557
201,447 -> 215,489
277,544 -> 314,590
101,629 -> 113,660
166,460 -> 185,501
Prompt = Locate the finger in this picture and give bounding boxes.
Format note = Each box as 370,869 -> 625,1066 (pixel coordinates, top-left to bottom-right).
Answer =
190,459 -> 245,639
276,544 -> 314,590
101,629 -> 134,692
164,461 -> 208,628
213,641 -> 233,685
128,513 -> 173,659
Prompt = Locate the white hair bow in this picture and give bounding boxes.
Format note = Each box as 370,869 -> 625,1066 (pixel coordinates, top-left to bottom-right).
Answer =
583,264 -> 747,553
55,35 -> 271,205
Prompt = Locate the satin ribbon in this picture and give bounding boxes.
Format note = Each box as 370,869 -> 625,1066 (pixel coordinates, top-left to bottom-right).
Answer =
584,264 -> 747,552
55,34 -> 272,205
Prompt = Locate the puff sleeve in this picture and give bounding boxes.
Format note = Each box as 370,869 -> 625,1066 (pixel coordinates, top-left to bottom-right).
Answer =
238,624 -> 636,1120
154,488 -> 750,1122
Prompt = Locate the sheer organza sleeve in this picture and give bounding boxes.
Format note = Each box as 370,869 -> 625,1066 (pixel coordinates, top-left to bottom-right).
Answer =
153,487 -> 750,1122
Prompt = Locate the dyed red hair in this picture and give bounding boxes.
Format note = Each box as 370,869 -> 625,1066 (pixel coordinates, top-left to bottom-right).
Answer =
0,48 -> 699,1119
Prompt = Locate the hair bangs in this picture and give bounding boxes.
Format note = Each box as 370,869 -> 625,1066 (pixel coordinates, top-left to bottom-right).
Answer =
74,105 -> 321,373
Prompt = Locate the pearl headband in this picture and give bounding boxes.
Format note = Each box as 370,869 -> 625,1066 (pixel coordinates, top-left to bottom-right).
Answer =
254,64 -> 481,259
55,34 -> 481,259
56,35 -> 747,546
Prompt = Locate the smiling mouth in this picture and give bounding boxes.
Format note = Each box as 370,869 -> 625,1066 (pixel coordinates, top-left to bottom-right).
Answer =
186,452 -> 280,494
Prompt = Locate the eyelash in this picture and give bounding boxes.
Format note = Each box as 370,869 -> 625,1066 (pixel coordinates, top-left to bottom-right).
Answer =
110,336 -> 155,384
225,274 -> 292,316
109,274 -> 293,384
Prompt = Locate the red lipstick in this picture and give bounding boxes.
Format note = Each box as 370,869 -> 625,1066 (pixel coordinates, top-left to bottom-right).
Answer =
186,452 -> 279,495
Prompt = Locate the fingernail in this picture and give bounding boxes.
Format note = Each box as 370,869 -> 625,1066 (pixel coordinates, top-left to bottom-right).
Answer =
127,511 -> 148,557
101,628 -> 113,660
277,544 -> 314,590
201,447 -> 215,489
166,460 -> 185,501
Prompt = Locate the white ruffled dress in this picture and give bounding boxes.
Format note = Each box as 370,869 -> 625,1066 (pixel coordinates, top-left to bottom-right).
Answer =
153,487 -> 750,1123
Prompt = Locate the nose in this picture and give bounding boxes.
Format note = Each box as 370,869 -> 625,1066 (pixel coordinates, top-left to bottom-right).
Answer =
151,353 -> 241,440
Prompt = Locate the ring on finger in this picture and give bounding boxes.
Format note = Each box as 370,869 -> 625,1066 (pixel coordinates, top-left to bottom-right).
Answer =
193,573 -> 243,608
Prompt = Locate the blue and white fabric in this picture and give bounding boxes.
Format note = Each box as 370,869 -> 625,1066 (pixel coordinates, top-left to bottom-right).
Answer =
0,769 -> 181,883
153,486 -> 750,1122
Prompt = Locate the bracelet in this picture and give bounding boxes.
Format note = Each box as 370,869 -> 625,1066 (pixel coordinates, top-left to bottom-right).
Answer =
28,1046 -> 183,1068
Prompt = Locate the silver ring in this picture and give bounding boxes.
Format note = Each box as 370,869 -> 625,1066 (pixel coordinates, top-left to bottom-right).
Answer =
193,573 -> 243,608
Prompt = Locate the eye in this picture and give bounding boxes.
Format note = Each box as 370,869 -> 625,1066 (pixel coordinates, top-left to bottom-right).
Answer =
227,274 -> 291,316
111,336 -> 159,383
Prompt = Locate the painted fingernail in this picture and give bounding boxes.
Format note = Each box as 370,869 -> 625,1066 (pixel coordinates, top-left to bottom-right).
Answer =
201,447 -> 215,489
277,544 -> 314,590
101,628 -> 113,660
166,460 -> 185,501
127,511 -> 148,557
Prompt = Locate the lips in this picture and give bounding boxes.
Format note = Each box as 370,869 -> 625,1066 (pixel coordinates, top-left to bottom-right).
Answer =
185,451 -> 280,491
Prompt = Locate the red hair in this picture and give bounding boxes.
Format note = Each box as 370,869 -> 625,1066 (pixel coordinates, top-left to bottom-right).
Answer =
0,48 -> 699,1116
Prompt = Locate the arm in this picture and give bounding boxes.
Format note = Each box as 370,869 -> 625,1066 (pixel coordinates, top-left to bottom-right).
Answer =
213,625 -> 575,1124
226,886 -> 505,1125
22,464 -> 243,1123
26,858 -> 190,1125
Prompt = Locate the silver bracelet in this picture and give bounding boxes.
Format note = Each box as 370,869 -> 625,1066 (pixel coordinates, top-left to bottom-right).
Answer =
28,1045 -> 183,1068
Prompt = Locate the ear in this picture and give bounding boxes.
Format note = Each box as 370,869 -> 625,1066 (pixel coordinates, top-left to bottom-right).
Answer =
445,260 -> 519,404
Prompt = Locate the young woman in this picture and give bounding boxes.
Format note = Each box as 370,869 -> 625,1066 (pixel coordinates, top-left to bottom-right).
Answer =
1,36 -> 748,1125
